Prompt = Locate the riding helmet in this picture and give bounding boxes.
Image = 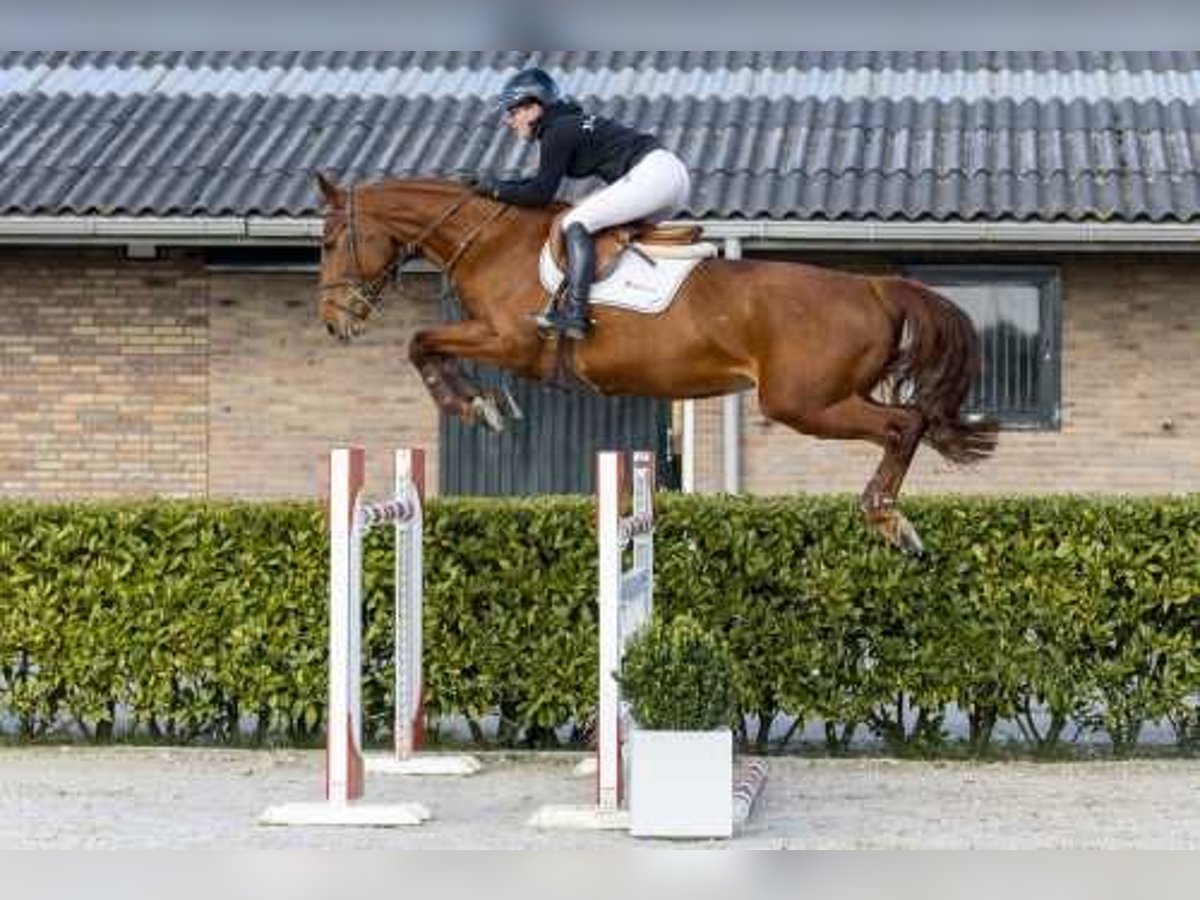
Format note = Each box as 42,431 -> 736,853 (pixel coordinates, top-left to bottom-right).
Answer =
497,67 -> 561,111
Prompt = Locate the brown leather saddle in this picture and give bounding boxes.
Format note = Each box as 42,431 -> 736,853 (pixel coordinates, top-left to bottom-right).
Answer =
546,211 -> 703,281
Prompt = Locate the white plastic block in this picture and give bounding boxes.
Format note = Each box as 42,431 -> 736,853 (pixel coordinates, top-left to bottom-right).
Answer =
629,729 -> 733,839
366,753 -> 483,776
527,804 -> 631,831
258,801 -> 431,828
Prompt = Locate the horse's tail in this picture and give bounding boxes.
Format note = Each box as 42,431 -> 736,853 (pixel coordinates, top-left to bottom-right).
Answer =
881,278 -> 999,465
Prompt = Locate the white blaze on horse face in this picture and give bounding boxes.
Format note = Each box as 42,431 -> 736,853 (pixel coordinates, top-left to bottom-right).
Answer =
317,251 -> 341,325
318,227 -> 359,339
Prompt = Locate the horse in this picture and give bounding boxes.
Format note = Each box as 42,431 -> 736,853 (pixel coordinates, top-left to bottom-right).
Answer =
314,174 -> 998,555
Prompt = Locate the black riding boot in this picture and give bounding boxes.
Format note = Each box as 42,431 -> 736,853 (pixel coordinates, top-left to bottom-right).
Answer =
540,222 -> 594,340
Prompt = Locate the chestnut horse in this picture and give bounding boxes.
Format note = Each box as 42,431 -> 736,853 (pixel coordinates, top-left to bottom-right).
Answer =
315,175 -> 997,554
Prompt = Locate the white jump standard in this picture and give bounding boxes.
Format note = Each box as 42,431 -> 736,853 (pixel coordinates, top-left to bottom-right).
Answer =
530,449 -> 769,836
364,449 -> 480,779
260,447 -> 477,829
530,450 -> 657,830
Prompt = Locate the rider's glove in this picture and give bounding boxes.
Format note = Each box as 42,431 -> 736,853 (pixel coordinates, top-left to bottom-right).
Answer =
457,172 -> 499,199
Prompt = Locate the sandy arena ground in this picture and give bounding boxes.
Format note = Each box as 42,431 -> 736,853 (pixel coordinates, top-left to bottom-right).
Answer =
2,747 -> 1200,849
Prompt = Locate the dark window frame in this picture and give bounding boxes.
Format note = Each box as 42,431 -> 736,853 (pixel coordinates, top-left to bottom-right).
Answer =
905,265 -> 1062,431
203,246 -> 319,273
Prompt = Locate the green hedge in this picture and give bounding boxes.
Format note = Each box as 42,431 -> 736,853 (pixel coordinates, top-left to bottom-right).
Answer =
1,495 -> 1198,755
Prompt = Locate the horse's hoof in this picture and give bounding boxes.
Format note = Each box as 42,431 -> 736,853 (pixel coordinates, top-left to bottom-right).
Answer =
870,510 -> 926,557
470,396 -> 506,433
892,513 -> 926,558
497,387 -> 524,421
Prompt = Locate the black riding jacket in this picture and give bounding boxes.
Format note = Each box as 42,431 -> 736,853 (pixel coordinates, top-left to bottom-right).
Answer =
490,100 -> 660,207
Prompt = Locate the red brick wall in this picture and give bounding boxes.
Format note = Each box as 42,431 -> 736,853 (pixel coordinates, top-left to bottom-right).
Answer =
0,248 -> 207,497
0,246 -> 442,500
206,267 -> 440,500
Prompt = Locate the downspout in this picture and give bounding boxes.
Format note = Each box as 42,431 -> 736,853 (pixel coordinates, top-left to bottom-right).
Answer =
681,398 -> 696,493
722,236 -> 743,494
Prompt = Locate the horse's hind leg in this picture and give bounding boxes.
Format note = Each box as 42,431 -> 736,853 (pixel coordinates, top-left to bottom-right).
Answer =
763,392 -> 928,555
858,405 -> 927,556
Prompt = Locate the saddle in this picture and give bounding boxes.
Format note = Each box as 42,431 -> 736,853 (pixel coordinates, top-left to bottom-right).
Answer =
547,212 -> 710,281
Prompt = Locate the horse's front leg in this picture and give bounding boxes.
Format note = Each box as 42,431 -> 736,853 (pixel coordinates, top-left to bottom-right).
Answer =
434,356 -> 525,431
409,322 -> 534,432
408,331 -> 475,422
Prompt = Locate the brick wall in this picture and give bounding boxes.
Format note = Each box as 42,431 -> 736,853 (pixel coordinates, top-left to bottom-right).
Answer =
0,248 -> 206,497
725,253 -> 1200,496
0,246 -> 442,500
206,267 -> 441,500
2,246 -> 1196,500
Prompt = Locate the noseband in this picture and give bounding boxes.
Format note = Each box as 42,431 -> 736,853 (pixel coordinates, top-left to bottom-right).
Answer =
319,185 -> 504,327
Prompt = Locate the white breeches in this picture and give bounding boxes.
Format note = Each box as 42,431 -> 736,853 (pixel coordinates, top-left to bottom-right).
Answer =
562,149 -> 692,234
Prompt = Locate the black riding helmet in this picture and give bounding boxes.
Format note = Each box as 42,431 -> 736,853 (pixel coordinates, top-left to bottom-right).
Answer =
497,67 -> 561,112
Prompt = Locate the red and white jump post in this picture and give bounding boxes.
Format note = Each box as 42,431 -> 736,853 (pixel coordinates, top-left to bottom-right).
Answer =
531,450 -> 656,829
260,447 -> 478,828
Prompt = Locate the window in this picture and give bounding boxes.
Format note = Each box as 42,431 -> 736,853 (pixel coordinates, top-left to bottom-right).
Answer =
906,266 -> 1061,430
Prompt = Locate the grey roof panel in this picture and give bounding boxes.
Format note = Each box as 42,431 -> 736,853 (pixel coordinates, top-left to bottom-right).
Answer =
5,52 -> 1200,222
9,50 -> 1200,76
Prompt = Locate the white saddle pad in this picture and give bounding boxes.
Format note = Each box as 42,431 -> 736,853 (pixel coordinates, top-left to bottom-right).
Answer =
538,242 -> 715,314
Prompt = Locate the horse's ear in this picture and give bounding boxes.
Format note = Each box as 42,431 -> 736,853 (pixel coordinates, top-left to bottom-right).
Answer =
316,172 -> 343,208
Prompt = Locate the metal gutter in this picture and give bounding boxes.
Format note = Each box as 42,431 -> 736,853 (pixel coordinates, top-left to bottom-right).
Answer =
0,216 -> 322,244
688,219 -> 1200,248
1,215 -> 1199,249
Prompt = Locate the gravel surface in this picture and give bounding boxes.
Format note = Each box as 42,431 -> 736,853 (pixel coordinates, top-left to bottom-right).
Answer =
2,747 -> 1199,848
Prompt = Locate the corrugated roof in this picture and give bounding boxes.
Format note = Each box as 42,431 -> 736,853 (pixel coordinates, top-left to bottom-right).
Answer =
3,50 -> 1200,222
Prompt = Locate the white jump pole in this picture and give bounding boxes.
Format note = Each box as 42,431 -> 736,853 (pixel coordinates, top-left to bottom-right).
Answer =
367,450 -> 480,777
681,401 -> 696,493
395,448 -> 424,761
329,446 -> 368,805
530,450 -> 655,830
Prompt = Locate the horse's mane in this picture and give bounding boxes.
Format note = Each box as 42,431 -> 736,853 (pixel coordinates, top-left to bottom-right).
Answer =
360,177 -> 569,223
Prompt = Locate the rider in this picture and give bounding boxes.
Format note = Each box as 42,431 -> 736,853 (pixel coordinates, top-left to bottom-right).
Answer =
466,67 -> 692,340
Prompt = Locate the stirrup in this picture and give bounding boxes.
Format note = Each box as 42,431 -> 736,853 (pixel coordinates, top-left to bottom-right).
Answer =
536,308 -> 590,340
559,314 -> 591,340
536,284 -> 591,339
535,309 -> 559,335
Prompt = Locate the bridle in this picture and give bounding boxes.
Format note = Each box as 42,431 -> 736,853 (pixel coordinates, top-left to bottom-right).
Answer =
319,183 -> 510,329
318,186 -> 398,326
